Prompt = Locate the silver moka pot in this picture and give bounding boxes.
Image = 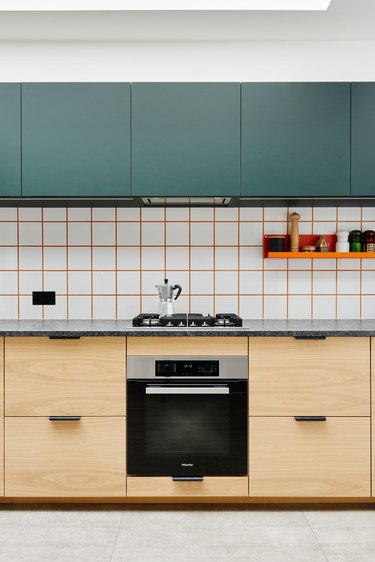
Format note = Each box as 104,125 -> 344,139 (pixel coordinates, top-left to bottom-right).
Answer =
155,278 -> 182,316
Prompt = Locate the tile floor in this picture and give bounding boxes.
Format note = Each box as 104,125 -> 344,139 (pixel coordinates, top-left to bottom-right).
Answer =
0,504 -> 374,562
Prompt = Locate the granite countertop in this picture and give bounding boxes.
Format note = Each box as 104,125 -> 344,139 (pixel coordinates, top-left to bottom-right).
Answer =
0,319 -> 374,337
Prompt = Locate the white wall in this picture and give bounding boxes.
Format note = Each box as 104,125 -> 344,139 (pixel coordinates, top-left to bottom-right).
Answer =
0,40 -> 375,82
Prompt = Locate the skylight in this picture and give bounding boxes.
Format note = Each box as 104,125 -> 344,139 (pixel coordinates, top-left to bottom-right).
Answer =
0,0 -> 333,11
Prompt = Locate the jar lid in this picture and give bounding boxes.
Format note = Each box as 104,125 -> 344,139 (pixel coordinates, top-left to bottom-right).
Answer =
268,235 -> 286,238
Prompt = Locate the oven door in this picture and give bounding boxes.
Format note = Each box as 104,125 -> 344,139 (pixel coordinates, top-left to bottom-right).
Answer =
127,379 -> 247,477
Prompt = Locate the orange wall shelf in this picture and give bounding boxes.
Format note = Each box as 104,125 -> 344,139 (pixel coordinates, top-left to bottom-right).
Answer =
264,234 -> 375,259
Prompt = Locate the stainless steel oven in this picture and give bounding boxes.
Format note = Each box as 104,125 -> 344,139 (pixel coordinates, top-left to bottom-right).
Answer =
127,355 -> 248,478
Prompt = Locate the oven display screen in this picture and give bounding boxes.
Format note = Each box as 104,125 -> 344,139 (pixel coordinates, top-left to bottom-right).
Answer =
155,360 -> 219,377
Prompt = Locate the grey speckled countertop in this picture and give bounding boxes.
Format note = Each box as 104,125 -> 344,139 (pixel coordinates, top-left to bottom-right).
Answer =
0,319 -> 374,337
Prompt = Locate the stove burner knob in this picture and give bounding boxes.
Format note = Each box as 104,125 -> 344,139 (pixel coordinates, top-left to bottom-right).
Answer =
202,322 -> 208,326
167,322 -> 173,326
190,322 -> 196,326
178,322 -> 184,326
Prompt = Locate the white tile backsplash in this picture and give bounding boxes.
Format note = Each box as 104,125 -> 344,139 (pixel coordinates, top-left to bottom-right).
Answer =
1,205 -> 374,320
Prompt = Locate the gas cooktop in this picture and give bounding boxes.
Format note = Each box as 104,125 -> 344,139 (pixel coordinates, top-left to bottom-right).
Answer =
132,313 -> 243,328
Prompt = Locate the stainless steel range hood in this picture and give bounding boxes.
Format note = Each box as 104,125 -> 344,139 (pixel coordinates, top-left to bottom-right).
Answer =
141,197 -> 232,207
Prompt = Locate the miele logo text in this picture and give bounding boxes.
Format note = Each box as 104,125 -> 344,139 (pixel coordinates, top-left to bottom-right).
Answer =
181,463 -> 194,467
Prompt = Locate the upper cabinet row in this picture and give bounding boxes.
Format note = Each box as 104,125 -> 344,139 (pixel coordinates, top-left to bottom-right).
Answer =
1,82 -> 374,198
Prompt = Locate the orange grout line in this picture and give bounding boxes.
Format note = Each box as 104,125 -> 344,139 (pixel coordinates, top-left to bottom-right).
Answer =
65,207 -> 69,319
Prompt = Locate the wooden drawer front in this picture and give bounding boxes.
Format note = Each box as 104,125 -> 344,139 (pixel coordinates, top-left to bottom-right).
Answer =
5,337 -> 126,416
5,417 -> 126,497
249,337 -> 370,416
0,416 -> 3,497
127,337 -> 247,356
127,477 -> 248,497
249,417 -> 370,497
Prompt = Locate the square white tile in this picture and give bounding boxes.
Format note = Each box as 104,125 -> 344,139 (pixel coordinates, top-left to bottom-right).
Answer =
166,247 -> 189,270
362,295 -> 375,319
0,296 -> 18,318
117,295 -> 141,319
288,295 -> 312,319
313,207 -> 337,221
240,222 -> 263,245
288,271 -> 311,294
190,208 -> 214,221
43,208 -> 67,221
313,295 -> 336,319
166,222 -> 189,246
337,271 -> 360,294
68,208 -> 91,221
43,271 -> 67,294
337,258 -> 360,270
312,221 -> 337,235
117,247 -> 140,270
43,296 -> 67,319
263,295 -> 287,319
362,207 -> 375,221
190,271 -> 214,295
214,295 -> 238,314
313,258 -> 337,270
190,222 -> 214,246
264,221 -> 288,235
239,247 -> 263,270
93,271 -> 116,294
68,222 -> 91,245
92,247 -> 116,270
215,271 -> 238,294
68,247 -> 91,270
166,208 -> 189,221
19,247 -> 42,270
264,271 -> 287,294
92,222 -> 116,246
215,208 -> 238,221
0,271 -> 18,295
68,271 -> 91,294
0,208 -> 17,221
239,208 -> 263,221
190,247 -> 214,270
117,223 -> 140,246
19,208 -> 41,221
215,222 -> 238,246
361,259 -> 375,271
190,295 -> 214,315
117,208 -> 140,221
19,295 -> 42,319
19,271 -> 42,294
19,222 -> 42,246
92,208 -> 115,221
44,247 -> 67,270
215,247 -> 238,270
93,296 -> 116,319
165,271 -> 189,296
288,258 -> 312,270
337,295 -> 360,319
172,295 -> 189,313
298,222 -> 313,234
141,247 -> 165,270
0,247 -> 17,270
239,271 -> 262,294
117,271 -> 141,295
43,222 -> 66,246
68,295 -> 91,319
338,207 -> 361,221
264,258 -> 287,270
362,270 -> 375,294
239,295 -> 262,319
141,222 -> 164,246
313,271 -> 336,294
0,222 -> 17,245
141,295 -> 160,314
264,208 -> 288,221
141,208 -> 164,221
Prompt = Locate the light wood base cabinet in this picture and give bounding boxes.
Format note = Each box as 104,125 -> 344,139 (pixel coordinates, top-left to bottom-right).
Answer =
127,336 -> 248,356
5,417 -> 126,497
127,477 -> 248,498
249,417 -> 370,498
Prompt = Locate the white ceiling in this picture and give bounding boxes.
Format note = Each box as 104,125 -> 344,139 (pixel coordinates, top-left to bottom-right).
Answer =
0,0 -> 372,41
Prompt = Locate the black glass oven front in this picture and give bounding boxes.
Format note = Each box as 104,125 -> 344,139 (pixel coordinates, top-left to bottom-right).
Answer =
127,379 -> 248,477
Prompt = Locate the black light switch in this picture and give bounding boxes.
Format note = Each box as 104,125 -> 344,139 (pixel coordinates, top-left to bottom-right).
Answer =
32,291 -> 56,305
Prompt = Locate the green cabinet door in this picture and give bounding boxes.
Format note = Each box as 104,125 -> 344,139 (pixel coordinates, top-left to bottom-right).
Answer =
241,83 -> 350,197
351,83 -> 375,196
132,83 -> 240,196
22,83 -> 131,197
0,84 -> 21,196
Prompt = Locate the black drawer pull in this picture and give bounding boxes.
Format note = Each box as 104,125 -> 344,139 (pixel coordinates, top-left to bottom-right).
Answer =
172,476 -> 204,482
49,416 -> 81,421
294,416 -> 327,422
49,336 -> 81,340
294,336 -> 326,340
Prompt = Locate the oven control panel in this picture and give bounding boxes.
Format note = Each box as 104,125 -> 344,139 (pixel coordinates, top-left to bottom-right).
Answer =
156,360 -> 219,377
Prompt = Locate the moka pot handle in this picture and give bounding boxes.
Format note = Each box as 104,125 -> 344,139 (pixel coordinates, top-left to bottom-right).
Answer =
172,284 -> 182,300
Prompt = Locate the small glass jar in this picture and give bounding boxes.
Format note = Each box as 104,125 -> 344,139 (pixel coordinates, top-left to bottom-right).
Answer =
362,230 -> 375,252
348,230 -> 362,252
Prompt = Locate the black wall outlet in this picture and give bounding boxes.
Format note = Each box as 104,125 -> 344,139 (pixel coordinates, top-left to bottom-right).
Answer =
32,291 -> 56,305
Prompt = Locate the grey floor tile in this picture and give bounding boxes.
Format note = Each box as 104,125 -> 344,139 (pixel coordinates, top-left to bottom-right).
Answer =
305,509 -> 375,529
0,507 -> 123,528
324,552 -> 375,562
0,526 -> 118,548
311,526 -> 375,552
0,545 -> 113,562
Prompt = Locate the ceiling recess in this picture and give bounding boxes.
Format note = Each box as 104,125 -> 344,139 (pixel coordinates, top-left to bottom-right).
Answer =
0,0 -> 333,11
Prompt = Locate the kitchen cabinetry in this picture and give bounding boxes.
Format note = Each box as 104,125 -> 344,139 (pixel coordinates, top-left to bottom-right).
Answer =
0,84 -> 21,196
127,477 -> 248,498
131,83 -> 240,196
4,336 -> 126,497
127,336 -> 248,356
351,83 -> 375,196
241,83 -> 350,197
0,338 -> 3,496
249,337 -> 371,497
21,83 -> 131,197
371,338 -> 375,497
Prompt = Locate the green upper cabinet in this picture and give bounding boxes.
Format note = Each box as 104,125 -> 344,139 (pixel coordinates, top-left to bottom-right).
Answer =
351,83 -> 375,197
0,84 -> 21,196
241,83 -> 350,197
132,83 -> 240,196
22,83 -> 131,197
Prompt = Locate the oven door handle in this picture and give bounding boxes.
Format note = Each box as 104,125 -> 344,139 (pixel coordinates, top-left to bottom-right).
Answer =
145,386 -> 230,395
